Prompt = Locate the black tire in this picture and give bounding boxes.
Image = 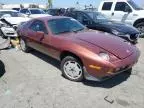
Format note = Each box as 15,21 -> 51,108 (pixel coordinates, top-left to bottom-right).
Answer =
20,38 -> 30,53
125,68 -> 132,74
135,22 -> 144,37
61,56 -> 84,82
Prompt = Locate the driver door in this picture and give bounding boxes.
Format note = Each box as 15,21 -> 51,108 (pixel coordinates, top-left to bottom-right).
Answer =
111,2 -> 133,24
27,20 -> 48,51
76,12 -> 92,28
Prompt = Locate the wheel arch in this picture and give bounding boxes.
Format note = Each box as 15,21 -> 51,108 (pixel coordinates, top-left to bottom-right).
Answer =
133,18 -> 144,27
60,51 -> 83,66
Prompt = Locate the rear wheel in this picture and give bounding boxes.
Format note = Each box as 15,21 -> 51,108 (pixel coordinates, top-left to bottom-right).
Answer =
20,38 -> 30,52
61,56 -> 84,82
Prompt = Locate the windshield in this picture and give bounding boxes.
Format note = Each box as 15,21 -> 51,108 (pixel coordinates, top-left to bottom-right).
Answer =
30,9 -> 45,14
48,18 -> 85,35
87,12 -> 109,22
0,11 -> 23,17
47,9 -> 59,15
128,0 -> 143,10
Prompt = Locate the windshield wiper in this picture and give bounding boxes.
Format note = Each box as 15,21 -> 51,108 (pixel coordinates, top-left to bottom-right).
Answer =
55,30 -> 72,34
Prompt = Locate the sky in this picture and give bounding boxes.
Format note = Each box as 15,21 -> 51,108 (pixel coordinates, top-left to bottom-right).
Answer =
0,0 -> 143,7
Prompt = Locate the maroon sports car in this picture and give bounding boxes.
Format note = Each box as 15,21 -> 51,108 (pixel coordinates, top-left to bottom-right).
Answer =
17,16 -> 140,82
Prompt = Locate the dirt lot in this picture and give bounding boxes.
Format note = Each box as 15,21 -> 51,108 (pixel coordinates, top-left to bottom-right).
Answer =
0,39 -> 144,108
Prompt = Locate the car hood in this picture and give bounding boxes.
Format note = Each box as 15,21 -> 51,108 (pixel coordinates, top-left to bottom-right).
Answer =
134,10 -> 144,17
2,17 -> 30,25
73,31 -> 134,59
99,21 -> 139,34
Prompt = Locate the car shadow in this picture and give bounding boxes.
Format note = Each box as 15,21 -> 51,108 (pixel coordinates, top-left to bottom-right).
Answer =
30,50 -> 131,88
30,50 -> 60,70
0,60 -> 5,78
83,72 -> 131,88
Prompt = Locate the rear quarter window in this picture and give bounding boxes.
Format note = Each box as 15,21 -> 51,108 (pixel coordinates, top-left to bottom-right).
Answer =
102,2 -> 113,10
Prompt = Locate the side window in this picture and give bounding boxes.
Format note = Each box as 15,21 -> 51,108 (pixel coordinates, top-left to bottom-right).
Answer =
20,9 -> 28,14
67,12 -> 77,19
29,20 -> 48,34
102,2 -> 113,10
115,2 -> 131,12
77,12 -> 89,24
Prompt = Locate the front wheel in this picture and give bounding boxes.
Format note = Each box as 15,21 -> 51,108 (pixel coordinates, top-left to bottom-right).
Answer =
61,56 -> 84,82
135,22 -> 144,37
20,38 -> 30,52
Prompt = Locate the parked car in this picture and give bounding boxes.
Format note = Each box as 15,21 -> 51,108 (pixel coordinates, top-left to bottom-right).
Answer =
17,16 -> 140,82
46,8 -> 66,16
0,10 -> 30,38
98,0 -> 144,36
12,8 -> 21,11
19,8 -> 51,18
65,10 -> 140,44
46,8 -> 60,16
0,10 -> 30,29
0,20 -> 17,38
0,9 -> 26,18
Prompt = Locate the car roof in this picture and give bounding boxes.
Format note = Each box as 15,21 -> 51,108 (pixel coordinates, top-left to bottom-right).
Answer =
71,10 -> 99,14
33,16 -> 71,21
21,8 -> 42,10
48,8 -> 60,10
0,9 -> 18,12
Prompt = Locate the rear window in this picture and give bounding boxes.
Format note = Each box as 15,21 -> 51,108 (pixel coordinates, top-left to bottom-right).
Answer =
0,11 -> 21,17
48,18 -> 85,35
102,2 -> 113,10
20,9 -> 28,14
30,9 -> 45,14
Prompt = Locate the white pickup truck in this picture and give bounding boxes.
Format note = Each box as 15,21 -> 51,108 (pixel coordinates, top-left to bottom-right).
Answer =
98,0 -> 144,34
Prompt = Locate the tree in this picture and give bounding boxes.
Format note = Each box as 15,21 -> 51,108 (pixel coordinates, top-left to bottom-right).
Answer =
48,0 -> 52,8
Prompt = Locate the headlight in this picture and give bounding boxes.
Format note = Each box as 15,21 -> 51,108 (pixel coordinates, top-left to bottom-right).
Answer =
1,27 -> 15,33
111,29 -> 120,35
99,52 -> 110,61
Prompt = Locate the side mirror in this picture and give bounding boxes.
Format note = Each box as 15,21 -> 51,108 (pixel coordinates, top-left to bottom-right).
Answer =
26,12 -> 30,16
37,31 -> 45,41
124,6 -> 132,13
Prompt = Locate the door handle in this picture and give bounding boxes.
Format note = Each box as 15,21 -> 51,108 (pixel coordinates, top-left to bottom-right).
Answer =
112,12 -> 114,16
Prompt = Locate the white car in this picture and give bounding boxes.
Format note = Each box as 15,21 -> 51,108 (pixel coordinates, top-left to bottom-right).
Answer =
98,0 -> 144,35
19,8 -> 51,18
0,10 -> 30,38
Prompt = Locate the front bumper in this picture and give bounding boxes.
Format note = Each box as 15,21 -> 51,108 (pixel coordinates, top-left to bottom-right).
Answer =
1,27 -> 17,37
119,33 -> 139,44
84,48 -> 140,81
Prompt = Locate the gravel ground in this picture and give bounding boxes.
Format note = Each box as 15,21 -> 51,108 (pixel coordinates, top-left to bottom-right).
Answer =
0,38 -> 144,108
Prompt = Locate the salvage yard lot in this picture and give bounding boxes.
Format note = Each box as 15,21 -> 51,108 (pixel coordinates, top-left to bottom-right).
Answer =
0,39 -> 144,108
